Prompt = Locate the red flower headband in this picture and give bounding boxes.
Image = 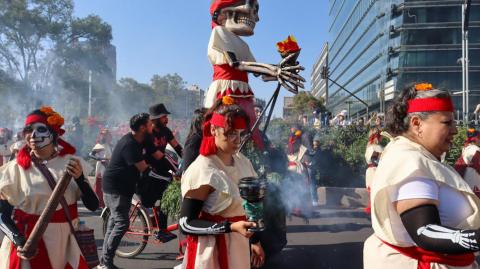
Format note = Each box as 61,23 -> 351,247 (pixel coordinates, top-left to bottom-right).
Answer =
407,83 -> 454,113
199,97 -> 248,156
17,107 -> 76,170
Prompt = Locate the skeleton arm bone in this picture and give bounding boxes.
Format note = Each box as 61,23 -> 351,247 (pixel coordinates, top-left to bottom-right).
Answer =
400,204 -> 480,253
0,200 -> 26,247
223,51 -> 305,92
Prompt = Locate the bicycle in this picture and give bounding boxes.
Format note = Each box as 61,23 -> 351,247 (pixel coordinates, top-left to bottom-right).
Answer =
100,196 -> 183,259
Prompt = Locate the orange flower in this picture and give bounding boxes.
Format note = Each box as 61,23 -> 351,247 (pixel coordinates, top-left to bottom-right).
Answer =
468,128 -> 476,133
276,35 -> 301,54
295,130 -> 302,137
415,83 -> 433,91
40,106 -> 55,115
47,113 -> 64,127
222,96 -> 235,105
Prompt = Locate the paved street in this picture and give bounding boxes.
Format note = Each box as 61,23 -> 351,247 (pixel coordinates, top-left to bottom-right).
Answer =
0,205 -> 372,269
83,205 -> 372,269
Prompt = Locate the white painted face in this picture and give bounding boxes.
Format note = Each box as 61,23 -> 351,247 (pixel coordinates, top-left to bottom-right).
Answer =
26,123 -> 53,149
220,0 -> 259,36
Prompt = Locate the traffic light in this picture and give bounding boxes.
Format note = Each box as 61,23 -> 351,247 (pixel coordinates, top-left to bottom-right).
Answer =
321,66 -> 330,79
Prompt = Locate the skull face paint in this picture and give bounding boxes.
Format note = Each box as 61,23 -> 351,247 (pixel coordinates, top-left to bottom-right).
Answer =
220,0 -> 259,36
25,123 -> 53,149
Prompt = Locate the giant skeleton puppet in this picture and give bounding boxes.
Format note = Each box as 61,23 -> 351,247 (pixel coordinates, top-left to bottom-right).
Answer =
207,0 -> 305,148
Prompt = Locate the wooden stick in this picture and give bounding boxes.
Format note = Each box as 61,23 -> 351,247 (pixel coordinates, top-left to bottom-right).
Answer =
20,172 -> 72,258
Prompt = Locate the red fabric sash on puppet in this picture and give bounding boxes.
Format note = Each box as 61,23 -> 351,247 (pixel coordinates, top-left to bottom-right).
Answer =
185,212 -> 246,269
380,238 -> 474,269
17,112 -> 76,170
199,113 -> 247,156
9,203 -> 88,269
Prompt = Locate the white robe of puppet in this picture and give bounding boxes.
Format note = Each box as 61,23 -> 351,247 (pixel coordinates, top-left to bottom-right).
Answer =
205,26 -> 256,109
180,153 -> 257,269
364,136 -> 480,269
0,155 -> 92,269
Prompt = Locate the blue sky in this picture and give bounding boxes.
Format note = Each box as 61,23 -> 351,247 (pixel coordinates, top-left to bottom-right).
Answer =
73,1 -> 329,116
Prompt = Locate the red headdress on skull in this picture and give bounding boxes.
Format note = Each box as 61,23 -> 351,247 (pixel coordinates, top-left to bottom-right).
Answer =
210,0 -> 242,28
17,106 -> 76,170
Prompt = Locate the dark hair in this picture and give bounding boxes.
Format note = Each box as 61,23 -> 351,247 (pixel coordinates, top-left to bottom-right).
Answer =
385,84 -> 451,136
130,113 -> 150,132
204,99 -> 250,133
186,108 -> 208,141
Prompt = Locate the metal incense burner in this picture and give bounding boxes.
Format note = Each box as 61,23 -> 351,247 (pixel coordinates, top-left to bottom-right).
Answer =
238,176 -> 268,232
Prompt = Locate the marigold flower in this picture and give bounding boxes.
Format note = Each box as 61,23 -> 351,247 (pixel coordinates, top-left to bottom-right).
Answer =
415,83 -> 433,91
222,96 -> 235,105
40,106 -> 55,115
277,35 -> 301,54
47,113 -> 64,127
295,130 -> 302,137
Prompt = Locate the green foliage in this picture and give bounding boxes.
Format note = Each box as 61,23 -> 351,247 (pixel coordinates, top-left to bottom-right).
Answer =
445,126 -> 467,166
266,118 -> 291,148
292,92 -> 325,117
160,181 -> 182,220
320,126 -> 368,172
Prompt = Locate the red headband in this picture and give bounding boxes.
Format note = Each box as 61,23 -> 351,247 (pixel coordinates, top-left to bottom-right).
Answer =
25,114 -> 65,136
25,114 -> 47,126
407,97 -> 454,113
210,113 -> 247,129
199,113 -> 247,156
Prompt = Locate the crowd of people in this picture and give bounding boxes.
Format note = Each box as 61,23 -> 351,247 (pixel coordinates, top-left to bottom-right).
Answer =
2,81 -> 480,269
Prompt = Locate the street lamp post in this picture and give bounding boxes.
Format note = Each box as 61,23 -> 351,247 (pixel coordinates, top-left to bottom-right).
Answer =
88,70 -> 92,117
462,0 -> 471,124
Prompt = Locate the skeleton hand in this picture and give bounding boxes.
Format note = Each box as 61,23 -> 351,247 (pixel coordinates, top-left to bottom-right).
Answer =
417,224 -> 480,251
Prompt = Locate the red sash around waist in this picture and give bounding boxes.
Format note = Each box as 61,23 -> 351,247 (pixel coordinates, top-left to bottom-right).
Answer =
380,237 -> 475,269
9,203 -> 83,269
213,64 -> 248,83
186,211 -> 247,269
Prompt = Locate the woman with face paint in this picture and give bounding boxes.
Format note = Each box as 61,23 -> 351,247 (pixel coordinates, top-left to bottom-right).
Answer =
179,96 -> 265,269
0,107 -> 99,269
364,84 -> 480,269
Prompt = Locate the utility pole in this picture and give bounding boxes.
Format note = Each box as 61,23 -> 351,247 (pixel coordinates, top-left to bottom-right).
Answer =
88,70 -> 92,117
462,0 -> 471,124
321,66 -> 369,117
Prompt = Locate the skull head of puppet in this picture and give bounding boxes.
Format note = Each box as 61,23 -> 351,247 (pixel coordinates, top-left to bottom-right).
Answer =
26,123 -> 54,150
214,0 -> 259,36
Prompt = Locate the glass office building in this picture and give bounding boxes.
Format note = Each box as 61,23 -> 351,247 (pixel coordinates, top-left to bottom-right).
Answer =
319,0 -> 480,117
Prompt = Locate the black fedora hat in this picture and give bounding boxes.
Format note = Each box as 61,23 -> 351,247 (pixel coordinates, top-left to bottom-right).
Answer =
149,103 -> 171,119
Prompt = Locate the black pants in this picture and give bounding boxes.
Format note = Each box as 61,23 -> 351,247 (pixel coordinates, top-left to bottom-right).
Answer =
138,178 -> 170,229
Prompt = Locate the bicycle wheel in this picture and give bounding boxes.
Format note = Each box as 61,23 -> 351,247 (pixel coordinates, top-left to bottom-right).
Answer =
102,205 -> 150,258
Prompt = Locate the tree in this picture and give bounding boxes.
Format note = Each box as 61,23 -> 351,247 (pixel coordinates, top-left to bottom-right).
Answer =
292,91 -> 325,118
0,0 -> 73,85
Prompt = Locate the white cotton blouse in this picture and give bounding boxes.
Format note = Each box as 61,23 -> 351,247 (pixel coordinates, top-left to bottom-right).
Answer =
387,177 -> 473,245
181,153 -> 257,218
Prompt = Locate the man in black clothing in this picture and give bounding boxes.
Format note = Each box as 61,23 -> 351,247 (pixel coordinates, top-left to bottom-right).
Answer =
143,103 -> 183,243
100,113 -> 161,269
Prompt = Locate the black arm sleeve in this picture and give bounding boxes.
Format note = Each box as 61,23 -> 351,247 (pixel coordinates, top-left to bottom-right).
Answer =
400,204 -> 480,254
179,198 -> 231,235
75,174 -> 99,212
173,144 -> 183,158
0,200 -> 26,247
